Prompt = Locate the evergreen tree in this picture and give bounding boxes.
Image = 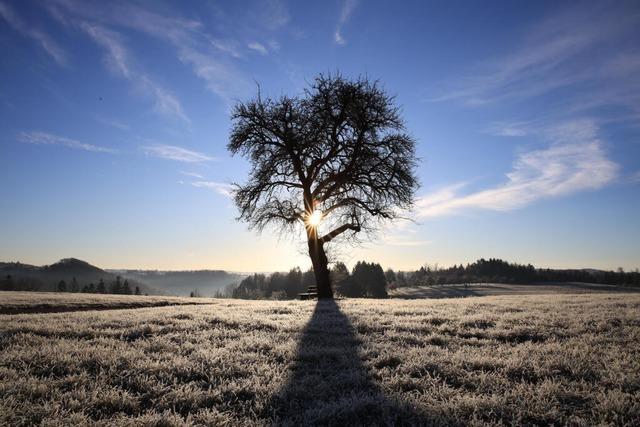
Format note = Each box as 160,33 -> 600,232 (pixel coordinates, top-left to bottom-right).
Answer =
134,285 -> 141,295
343,262 -> 366,297
0,275 -> 14,291
57,280 -> 67,292
368,263 -> 388,298
385,268 -> 397,285
70,277 -> 79,293
331,262 -> 351,295
396,271 -> 407,287
351,262 -> 388,298
284,268 -> 303,299
122,279 -> 132,295
111,276 -> 123,294
96,278 -> 106,294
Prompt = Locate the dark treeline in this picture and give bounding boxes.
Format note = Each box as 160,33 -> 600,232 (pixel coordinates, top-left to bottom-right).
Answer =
230,261 -> 388,299
0,275 -> 143,295
229,257 -> 639,300
3,258 -> 638,299
388,258 -> 640,288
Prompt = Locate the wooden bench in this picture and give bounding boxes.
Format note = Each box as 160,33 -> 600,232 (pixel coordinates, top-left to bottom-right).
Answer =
298,286 -> 319,300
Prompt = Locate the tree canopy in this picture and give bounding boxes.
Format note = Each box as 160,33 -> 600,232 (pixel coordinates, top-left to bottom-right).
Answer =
228,73 -> 419,297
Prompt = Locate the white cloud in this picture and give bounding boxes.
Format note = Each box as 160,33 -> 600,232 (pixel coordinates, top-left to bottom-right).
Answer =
209,38 -> 242,58
432,4 -> 640,112
0,1 -> 67,66
179,171 -> 204,179
79,23 -> 189,123
251,0 -> 290,31
48,1 -> 253,103
416,120 -> 619,218
484,121 -> 530,137
95,115 -> 129,131
334,0 -> 358,45
143,145 -> 215,163
20,131 -> 115,153
80,23 -> 130,77
191,181 -> 234,198
248,42 -> 268,55
175,43 -> 251,103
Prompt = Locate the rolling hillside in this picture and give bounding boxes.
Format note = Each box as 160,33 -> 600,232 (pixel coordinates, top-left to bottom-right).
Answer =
0,258 -> 159,294
110,269 -> 246,297
1,259 -> 246,297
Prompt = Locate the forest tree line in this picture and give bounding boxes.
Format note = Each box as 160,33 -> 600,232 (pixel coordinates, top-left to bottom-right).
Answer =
228,261 -> 388,299
3,258 -> 638,299
0,274 -> 143,295
225,258 -> 640,300
387,258 -> 640,288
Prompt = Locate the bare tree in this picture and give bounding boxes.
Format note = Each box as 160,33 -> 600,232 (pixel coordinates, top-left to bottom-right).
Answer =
228,74 -> 419,298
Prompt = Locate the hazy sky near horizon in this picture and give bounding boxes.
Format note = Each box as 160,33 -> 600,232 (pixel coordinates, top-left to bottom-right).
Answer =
1,0 -> 639,272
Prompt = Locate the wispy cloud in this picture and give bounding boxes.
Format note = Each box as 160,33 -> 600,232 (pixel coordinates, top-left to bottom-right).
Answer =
191,181 -> 234,198
484,121 -> 530,137
431,3 -> 640,114
334,0 -> 358,45
416,120 -> 619,218
95,115 -> 129,131
0,1 -> 67,65
79,22 -> 189,123
80,23 -> 130,77
179,171 -> 204,179
20,131 -> 115,153
49,1 -> 253,103
176,47 -> 250,102
248,42 -> 268,55
143,145 -> 215,163
249,0 -> 290,31
209,38 -> 242,58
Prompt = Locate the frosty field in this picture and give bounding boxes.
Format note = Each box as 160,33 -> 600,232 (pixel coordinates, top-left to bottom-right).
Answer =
1,294 -> 639,426
0,291 -> 218,314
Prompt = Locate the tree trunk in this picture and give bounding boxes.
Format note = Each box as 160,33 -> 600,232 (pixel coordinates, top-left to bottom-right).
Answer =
307,237 -> 333,298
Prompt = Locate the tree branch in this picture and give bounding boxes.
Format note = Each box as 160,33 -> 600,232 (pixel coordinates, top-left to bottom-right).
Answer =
320,222 -> 361,244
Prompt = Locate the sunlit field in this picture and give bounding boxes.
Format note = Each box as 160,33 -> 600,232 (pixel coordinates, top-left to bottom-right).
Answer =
1,294 -> 638,426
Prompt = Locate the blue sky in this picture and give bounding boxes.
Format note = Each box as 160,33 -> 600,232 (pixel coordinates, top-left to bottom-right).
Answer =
1,0 -> 639,271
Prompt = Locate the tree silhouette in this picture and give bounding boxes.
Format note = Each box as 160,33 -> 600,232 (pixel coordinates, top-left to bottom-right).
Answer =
70,277 -> 79,293
122,279 -> 132,295
96,278 -> 106,294
352,261 -> 388,298
229,74 -> 418,298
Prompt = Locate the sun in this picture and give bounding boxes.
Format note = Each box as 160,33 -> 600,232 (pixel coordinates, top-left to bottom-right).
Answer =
306,210 -> 323,227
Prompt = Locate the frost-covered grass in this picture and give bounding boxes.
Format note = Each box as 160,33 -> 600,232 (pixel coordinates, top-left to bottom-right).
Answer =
389,282 -> 640,299
0,291 -> 217,314
1,294 -> 639,425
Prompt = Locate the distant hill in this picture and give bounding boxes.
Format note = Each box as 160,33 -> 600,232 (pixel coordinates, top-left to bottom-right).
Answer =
42,258 -> 104,275
1,258 -> 246,297
0,258 -> 161,295
109,269 -> 246,297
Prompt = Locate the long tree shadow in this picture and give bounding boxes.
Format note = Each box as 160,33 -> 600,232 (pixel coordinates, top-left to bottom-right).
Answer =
266,299 -> 429,426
